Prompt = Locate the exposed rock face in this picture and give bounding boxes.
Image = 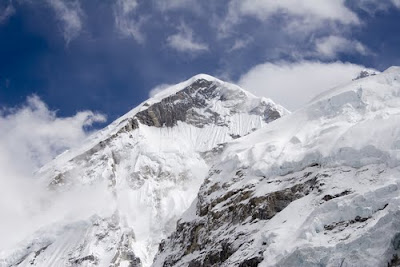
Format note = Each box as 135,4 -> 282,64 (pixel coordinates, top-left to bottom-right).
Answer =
46,76 -> 286,189
111,230 -> 142,267
153,68 -> 400,267
0,74 -> 286,267
153,166 -> 324,267
353,70 -> 377,80
135,79 -> 223,128
134,78 -> 282,128
153,163 -> 400,267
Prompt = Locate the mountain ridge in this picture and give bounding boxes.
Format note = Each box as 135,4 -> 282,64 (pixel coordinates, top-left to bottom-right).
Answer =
38,74 -> 287,177
4,67 -> 400,267
152,66 -> 400,266
1,74 -> 286,267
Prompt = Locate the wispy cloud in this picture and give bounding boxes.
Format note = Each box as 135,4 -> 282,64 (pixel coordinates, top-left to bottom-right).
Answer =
154,0 -> 198,12
229,37 -> 253,52
315,35 -> 370,59
114,0 -> 146,43
167,23 -> 208,53
354,0 -> 400,14
45,0 -> 84,44
0,1 -> 15,24
219,0 -> 359,37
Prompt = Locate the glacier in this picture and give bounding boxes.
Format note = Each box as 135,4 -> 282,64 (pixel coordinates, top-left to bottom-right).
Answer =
153,67 -> 400,266
0,74 -> 286,267
3,67 -> 400,267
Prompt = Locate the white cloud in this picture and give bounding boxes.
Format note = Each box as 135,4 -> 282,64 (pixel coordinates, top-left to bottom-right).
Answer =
234,0 -> 358,23
45,0 -> 84,43
315,35 -> 369,59
154,0 -> 197,11
114,0 -> 146,43
0,95 -> 108,249
0,95 -> 106,170
229,37 -> 253,52
117,0 -> 138,13
0,1 -> 15,24
393,0 -> 400,8
355,0 -> 400,13
238,61 -> 378,111
167,23 -> 208,53
220,0 -> 359,36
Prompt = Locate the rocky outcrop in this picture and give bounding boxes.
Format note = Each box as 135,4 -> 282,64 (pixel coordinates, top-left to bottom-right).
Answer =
153,163 -> 400,267
136,79 -> 222,128
135,78 -> 282,128
153,167 -> 324,267
5,74 -> 286,267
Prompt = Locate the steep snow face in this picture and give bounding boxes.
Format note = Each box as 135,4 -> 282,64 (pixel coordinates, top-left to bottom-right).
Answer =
0,75 -> 286,267
153,67 -> 400,266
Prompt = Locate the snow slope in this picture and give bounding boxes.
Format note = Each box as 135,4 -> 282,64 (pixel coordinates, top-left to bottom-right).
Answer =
0,74 -> 286,267
153,67 -> 400,267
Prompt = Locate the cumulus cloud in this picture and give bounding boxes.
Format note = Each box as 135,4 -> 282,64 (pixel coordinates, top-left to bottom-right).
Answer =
0,95 -> 108,249
0,95 -> 106,169
114,0 -> 146,43
315,35 -> 369,59
238,61 -> 378,111
167,23 -> 208,53
45,0 -> 84,43
0,1 -> 15,24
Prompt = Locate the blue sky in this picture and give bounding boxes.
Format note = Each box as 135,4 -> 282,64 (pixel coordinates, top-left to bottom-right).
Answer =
3,0 -> 400,249
1,0 -> 400,123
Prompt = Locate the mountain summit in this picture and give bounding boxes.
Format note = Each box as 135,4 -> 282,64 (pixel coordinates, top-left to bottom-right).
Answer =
153,67 -> 400,266
0,75 -> 286,267
5,67 -> 400,267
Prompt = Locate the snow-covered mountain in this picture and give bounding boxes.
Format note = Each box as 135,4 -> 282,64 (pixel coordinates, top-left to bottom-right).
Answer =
0,74 -> 287,267
153,67 -> 400,267
4,67 -> 400,267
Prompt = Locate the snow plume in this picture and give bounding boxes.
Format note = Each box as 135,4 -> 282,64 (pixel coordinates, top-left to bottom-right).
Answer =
238,61 -> 378,111
0,1 -> 15,24
0,95 -> 111,250
148,83 -> 173,98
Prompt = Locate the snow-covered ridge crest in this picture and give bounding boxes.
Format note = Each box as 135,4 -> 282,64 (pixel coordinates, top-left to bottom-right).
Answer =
148,74 -> 225,102
221,66 -> 400,177
152,66 -> 400,267
40,73 -> 287,173
2,74 -> 286,267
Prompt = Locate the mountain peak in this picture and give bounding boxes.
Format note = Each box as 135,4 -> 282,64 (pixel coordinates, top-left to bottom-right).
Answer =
187,73 -> 222,82
383,65 -> 400,74
118,74 -> 287,131
7,75 -> 288,267
148,73 -> 246,104
152,66 -> 400,267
